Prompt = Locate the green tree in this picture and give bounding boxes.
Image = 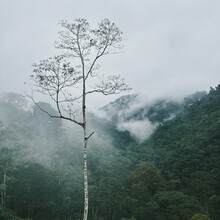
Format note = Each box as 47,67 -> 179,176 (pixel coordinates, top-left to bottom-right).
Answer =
8,162 -> 62,220
185,171 -> 217,205
89,177 -> 131,220
131,161 -> 165,199
0,123 -> 17,218
0,147 -> 13,212
189,213 -> 210,220
143,191 -> 204,220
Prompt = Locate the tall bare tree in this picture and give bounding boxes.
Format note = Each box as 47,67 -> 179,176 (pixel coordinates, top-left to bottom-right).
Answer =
30,18 -> 131,220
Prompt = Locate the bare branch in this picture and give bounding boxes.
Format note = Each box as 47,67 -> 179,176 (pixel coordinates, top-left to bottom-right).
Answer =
85,19 -> 123,80
27,94 -> 84,127
85,132 -> 95,140
55,19 -> 91,58
86,75 -> 131,96
29,55 -> 84,127
55,19 -> 123,82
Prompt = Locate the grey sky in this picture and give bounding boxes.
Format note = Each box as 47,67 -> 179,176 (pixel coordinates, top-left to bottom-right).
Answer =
1,0 -> 220,110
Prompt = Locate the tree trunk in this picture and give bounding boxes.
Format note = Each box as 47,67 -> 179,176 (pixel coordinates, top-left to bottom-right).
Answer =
92,206 -> 99,219
82,74 -> 89,220
83,136 -> 89,220
2,169 -> 6,209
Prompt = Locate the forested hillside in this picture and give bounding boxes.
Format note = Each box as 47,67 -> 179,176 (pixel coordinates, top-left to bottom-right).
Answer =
0,86 -> 220,219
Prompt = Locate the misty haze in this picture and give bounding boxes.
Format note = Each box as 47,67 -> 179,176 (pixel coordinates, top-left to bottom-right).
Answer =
0,1 -> 220,220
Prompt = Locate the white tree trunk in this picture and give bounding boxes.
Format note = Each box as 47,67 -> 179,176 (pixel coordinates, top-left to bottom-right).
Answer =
83,137 -> 89,220
82,75 -> 89,220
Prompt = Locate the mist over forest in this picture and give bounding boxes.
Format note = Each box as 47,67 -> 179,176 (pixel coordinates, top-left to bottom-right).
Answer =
1,1 -> 220,219
0,85 -> 220,219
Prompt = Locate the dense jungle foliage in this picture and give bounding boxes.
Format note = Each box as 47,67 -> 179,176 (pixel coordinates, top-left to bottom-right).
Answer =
0,86 -> 220,220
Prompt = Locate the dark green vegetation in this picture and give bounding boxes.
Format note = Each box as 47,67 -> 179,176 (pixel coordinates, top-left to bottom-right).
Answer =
0,86 -> 219,219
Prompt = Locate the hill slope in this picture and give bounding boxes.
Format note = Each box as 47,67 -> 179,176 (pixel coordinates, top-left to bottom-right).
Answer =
136,86 -> 220,219
0,87 -> 219,219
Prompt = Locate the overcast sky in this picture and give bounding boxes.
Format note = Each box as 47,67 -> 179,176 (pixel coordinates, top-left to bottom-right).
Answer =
1,0 -> 220,111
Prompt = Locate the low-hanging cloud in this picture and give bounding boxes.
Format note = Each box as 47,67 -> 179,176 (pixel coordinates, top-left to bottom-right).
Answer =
100,94 -> 158,142
117,119 -> 156,142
